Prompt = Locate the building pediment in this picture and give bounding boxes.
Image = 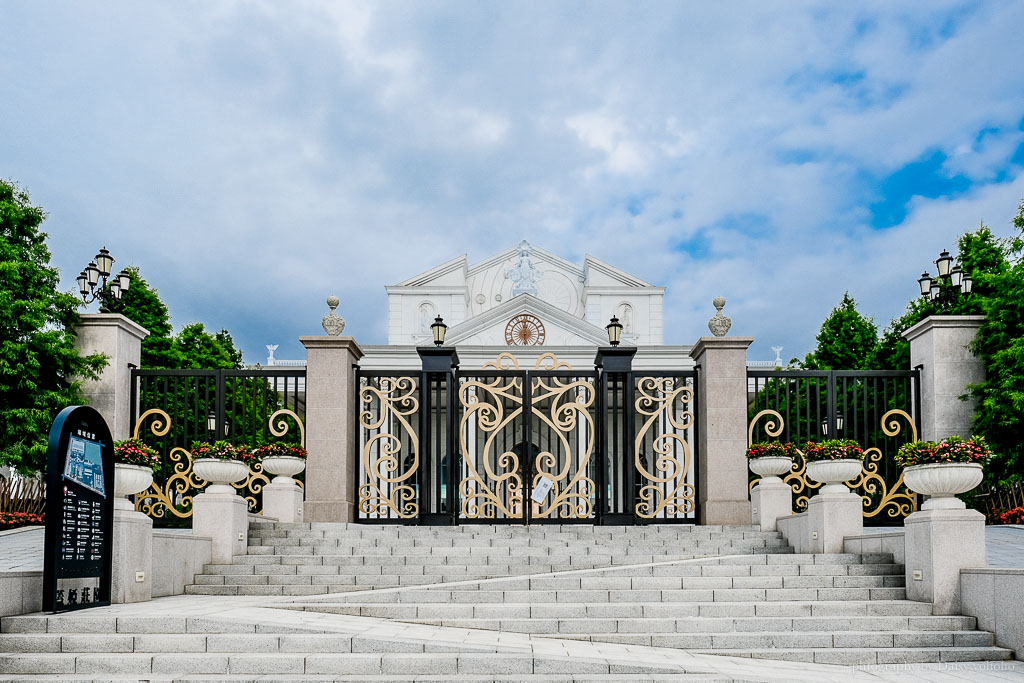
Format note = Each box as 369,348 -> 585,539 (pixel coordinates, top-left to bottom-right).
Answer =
445,294 -> 610,347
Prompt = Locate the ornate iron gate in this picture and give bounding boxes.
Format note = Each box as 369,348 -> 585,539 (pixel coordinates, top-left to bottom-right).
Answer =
747,369 -> 921,523
356,355 -> 698,525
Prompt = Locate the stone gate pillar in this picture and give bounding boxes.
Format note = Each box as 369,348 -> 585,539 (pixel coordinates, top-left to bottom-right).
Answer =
74,313 -> 149,441
902,314 -> 987,614
903,315 -> 985,441
300,336 -> 364,522
689,336 -> 754,525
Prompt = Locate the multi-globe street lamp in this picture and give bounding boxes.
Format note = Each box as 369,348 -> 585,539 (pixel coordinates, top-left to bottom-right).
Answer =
917,249 -> 972,309
76,246 -> 131,304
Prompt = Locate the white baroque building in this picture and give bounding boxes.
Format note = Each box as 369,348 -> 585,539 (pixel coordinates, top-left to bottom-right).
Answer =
359,240 -> 693,370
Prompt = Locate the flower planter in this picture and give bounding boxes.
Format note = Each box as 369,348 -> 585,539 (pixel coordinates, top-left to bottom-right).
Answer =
806,459 -> 863,495
114,463 -> 153,511
262,456 -> 306,485
193,458 -> 249,495
903,462 -> 983,510
749,456 -> 793,484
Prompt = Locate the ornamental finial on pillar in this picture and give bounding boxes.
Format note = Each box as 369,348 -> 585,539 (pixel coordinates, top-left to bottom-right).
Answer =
322,295 -> 346,336
708,296 -> 732,337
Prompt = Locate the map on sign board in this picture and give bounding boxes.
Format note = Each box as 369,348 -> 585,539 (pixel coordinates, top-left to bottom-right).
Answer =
530,476 -> 554,504
63,436 -> 106,497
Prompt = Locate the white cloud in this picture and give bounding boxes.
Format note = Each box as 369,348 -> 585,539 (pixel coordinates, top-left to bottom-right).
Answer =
2,1 -> 1023,364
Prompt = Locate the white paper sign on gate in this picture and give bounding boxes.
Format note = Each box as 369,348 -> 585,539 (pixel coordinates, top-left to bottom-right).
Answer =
531,475 -> 554,504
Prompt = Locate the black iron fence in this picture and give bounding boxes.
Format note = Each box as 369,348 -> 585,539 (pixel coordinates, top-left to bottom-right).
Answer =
747,369 -> 920,523
129,368 -> 306,523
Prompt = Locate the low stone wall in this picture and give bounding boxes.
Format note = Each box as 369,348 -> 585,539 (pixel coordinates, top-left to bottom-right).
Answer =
152,531 -> 212,598
961,568 -> 1024,659
843,531 -> 906,565
0,571 -> 41,617
776,511 -> 808,552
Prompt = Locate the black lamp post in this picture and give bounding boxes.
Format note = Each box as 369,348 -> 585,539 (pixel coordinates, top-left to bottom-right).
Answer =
916,248 -> 972,310
77,246 -> 131,304
430,316 -> 448,346
605,315 -> 623,346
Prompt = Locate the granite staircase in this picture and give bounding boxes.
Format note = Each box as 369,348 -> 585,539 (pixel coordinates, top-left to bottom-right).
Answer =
0,521 -> 1012,680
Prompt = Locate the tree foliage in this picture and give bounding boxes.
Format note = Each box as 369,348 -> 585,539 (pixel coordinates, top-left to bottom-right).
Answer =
98,266 -> 182,369
969,203 -> 1024,485
0,180 -> 106,474
801,293 -> 878,370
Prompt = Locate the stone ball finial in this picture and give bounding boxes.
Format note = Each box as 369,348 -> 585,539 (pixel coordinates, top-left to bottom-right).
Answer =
708,296 -> 732,337
322,295 -> 346,336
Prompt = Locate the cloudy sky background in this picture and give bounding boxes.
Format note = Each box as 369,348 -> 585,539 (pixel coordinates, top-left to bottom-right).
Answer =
4,1 -> 1024,364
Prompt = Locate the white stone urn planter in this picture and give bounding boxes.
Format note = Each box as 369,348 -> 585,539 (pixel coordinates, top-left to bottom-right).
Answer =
261,456 -> 306,485
806,459 -> 863,495
193,458 -> 249,495
749,456 -> 793,484
113,463 -> 153,511
903,462 -> 983,510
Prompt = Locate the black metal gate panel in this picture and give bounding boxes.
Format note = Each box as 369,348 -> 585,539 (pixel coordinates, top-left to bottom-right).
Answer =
747,369 -> 921,523
456,370 -> 598,523
356,358 -> 700,525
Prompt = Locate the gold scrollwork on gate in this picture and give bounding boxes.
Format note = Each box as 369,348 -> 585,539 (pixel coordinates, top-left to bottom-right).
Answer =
458,376 -> 524,518
358,377 -> 420,518
747,409 -> 918,518
131,409 -> 302,518
482,352 -> 573,371
634,377 -> 696,518
530,376 -> 595,519
132,409 -> 204,519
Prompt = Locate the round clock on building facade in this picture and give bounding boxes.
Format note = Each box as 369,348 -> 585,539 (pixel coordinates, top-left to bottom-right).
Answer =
505,314 -> 546,346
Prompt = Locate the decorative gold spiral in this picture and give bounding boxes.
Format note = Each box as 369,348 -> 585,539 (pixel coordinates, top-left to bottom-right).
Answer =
458,376 -> 524,519
530,376 -> 595,519
358,376 -> 420,519
268,409 -> 305,447
747,408 -> 919,518
633,377 -> 696,518
131,410 -> 288,518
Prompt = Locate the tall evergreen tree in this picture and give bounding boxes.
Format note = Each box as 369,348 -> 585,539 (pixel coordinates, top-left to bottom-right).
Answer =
97,265 -> 182,369
802,292 -> 878,370
0,180 -> 106,474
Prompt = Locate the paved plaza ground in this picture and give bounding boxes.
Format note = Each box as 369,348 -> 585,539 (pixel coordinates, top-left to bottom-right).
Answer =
2,524 -> 1023,682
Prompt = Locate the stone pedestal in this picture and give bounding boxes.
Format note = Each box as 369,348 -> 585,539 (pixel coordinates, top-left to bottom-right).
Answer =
262,481 -> 304,524
904,316 -> 984,441
192,492 -> 248,564
751,479 -> 792,532
300,336 -> 364,522
689,337 -> 754,525
111,509 -> 152,604
905,508 -> 986,615
807,493 -> 863,553
73,314 -> 149,440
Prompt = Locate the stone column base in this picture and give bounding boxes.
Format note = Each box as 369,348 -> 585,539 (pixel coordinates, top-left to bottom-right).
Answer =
701,499 -> 752,526
304,499 -> 355,523
751,479 -> 792,532
807,492 -> 863,554
263,481 -> 304,524
193,492 -> 248,564
905,507 -> 986,615
111,509 -> 152,604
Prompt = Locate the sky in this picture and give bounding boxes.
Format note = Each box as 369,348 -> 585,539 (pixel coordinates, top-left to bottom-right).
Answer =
3,1 -> 1024,365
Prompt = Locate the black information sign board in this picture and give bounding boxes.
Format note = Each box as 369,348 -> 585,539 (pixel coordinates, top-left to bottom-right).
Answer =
43,406 -> 114,612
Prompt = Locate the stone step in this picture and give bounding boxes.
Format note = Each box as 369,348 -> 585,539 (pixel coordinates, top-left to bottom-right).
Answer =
288,599 -> 938,619
399,619 -> 986,638
689,646 -> 1014,665
0,651 -> 715,677
0,675 -> 726,682
197,573 -> 904,589
244,543 -> 791,555
320,586 -> 909,603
